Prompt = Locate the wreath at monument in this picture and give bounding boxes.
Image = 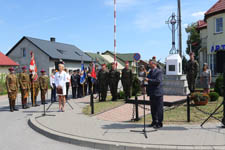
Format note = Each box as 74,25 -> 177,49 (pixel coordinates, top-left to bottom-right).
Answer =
191,92 -> 209,106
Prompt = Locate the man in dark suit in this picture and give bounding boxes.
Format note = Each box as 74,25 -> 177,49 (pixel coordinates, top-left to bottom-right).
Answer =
146,59 -> 164,128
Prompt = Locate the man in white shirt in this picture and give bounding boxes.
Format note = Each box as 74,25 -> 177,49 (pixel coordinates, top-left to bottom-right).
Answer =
50,69 -> 56,102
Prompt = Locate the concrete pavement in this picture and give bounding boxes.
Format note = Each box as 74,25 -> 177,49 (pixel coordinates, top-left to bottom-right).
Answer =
28,95 -> 225,150
0,91 -> 98,150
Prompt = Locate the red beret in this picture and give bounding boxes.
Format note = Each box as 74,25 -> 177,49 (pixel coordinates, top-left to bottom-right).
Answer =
22,66 -> 27,70
152,56 -> 156,59
40,69 -> 46,73
8,67 -> 14,71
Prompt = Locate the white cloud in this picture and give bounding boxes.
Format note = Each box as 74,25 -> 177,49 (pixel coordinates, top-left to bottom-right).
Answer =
191,11 -> 206,18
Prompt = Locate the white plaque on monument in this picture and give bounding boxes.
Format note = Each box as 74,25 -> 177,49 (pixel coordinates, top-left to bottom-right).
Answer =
166,54 -> 182,75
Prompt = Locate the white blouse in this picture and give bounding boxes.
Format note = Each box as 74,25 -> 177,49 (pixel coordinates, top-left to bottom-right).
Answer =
55,71 -> 67,88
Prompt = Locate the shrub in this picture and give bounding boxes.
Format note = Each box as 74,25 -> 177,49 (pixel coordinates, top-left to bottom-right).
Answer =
117,91 -> 125,99
0,73 -> 7,95
209,92 -> 219,102
132,76 -> 141,96
215,75 -> 224,96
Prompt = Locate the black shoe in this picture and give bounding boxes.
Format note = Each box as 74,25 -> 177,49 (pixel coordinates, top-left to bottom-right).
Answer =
35,104 -> 40,107
153,123 -> 163,129
148,123 -> 157,127
13,107 -> 19,111
25,105 -> 30,109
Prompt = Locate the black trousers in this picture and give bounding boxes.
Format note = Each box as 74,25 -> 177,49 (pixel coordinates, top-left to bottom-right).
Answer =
66,82 -> 70,99
150,95 -> 163,124
78,85 -> 83,98
51,84 -> 56,102
88,78 -> 92,94
72,86 -> 78,98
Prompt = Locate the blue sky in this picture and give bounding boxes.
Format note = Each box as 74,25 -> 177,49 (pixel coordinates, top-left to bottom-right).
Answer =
0,0 -> 218,62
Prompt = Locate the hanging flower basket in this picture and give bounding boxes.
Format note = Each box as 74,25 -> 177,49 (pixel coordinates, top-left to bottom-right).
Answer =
191,92 -> 209,106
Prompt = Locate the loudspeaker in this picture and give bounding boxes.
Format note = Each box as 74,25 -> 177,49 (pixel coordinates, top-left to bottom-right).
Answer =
216,51 -> 225,73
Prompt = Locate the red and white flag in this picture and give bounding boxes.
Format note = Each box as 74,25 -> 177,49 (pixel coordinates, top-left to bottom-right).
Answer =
29,51 -> 38,81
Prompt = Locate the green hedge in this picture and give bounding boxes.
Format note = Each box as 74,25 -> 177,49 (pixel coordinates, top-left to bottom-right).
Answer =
214,75 -> 224,96
209,92 -> 219,102
0,74 -> 7,95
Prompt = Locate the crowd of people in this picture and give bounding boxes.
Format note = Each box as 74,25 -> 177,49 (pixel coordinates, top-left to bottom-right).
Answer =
5,53 -> 211,129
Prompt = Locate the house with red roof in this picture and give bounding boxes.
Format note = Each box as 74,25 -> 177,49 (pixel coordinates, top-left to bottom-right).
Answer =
197,0 -> 225,76
0,51 -> 19,74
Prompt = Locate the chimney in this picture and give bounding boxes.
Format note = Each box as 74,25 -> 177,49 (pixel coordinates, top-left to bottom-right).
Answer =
50,37 -> 56,42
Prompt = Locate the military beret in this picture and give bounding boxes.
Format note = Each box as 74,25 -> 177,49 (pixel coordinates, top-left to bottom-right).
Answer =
8,67 -> 14,71
22,66 -> 27,70
40,69 -> 46,73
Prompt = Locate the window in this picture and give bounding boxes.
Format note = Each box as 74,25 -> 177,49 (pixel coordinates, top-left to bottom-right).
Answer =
22,48 -> 26,57
74,51 -> 81,56
57,49 -> 65,55
215,18 -> 223,33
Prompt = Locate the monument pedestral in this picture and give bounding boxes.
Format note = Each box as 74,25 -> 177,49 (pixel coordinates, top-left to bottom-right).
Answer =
163,74 -> 190,96
163,54 -> 190,96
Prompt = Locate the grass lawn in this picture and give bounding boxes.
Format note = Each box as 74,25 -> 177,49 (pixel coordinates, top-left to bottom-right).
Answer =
82,95 -> 125,115
137,97 -> 224,125
83,95 -> 224,125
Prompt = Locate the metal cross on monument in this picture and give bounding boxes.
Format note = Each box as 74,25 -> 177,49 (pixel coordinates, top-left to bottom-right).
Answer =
166,13 -> 178,55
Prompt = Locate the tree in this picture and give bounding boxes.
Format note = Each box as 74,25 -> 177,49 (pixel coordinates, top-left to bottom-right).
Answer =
185,23 -> 201,59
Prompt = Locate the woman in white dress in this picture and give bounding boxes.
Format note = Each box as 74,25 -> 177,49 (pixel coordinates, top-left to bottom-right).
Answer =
55,64 -> 67,112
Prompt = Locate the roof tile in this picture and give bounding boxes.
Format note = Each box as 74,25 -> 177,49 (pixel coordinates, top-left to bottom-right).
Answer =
0,51 -> 19,66
205,0 -> 225,17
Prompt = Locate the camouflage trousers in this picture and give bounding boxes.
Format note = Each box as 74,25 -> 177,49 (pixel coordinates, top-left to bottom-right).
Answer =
31,87 -> 39,106
21,89 -> 29,105
41,89 -> 47,103
8,91 -> 17,111
187,77 -> 196,93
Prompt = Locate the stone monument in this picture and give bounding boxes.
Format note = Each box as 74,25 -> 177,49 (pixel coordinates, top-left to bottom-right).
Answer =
163,13 -> 189,96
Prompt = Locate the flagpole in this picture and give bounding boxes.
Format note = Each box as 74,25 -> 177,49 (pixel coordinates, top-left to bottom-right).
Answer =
114,0 -> 117,67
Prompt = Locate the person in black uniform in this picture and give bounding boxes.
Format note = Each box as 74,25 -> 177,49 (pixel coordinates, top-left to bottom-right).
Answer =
77,69 -> 82,98
146,59 -> 164,129
71,70 -> 79,99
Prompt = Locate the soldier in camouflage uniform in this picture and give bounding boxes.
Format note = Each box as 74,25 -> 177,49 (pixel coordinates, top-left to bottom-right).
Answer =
19,66 -> 30,109
39,69 -> 49,104
109,62 -> 120,101
121,61 -> 133,100
186,52 -> 199,93
98,64 -> 108,102
30,70 -> 40,106
6,67 -> 19,112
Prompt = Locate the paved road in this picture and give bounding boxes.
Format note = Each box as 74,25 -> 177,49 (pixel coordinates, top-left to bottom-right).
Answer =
0,92 -> 98,150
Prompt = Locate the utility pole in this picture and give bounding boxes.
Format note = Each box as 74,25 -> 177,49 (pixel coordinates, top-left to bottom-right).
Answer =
178,0 -> 182,57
